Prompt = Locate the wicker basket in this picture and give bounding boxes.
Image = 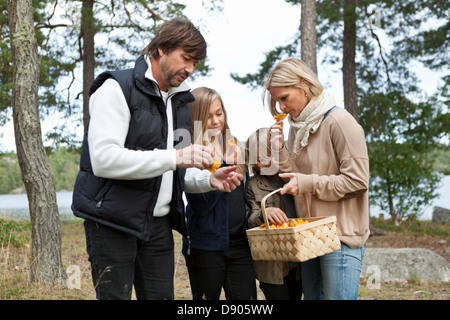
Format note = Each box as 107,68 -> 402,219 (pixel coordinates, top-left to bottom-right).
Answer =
246,188 -> 341,262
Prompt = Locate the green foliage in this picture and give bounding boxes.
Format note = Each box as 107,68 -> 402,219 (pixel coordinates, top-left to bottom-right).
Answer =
231,0 -> 449,224
0,148 -> 80,194
47,148 -> 81,192
371,217 -> 450,236
430,145 -> 450,175
0,219 -> 31,247
360,91 -> 445,223
0,152 -> 23,194
1,0 -> 211,141
0,0 -> 77,124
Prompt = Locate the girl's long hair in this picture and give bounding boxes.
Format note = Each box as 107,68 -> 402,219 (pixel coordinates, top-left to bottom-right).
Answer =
190,87 -> 246,175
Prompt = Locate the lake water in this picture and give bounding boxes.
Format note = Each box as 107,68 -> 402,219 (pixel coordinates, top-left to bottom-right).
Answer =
0,176 -> 449,221
0,191 -> 76,221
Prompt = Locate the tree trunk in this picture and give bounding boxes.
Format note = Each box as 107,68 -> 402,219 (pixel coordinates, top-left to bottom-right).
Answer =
8,0 -> 66,286
82,0 -> 95,131
387,183 -> 401,226
300,0 -> 317,74
342,0 -> 359,122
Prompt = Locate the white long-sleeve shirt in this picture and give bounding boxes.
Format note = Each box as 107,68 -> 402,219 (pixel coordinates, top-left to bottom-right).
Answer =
88,59 -> 213,216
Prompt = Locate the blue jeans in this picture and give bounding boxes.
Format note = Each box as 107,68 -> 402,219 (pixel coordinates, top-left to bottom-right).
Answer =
301,243 -> 365,300
84,215 -> 174,300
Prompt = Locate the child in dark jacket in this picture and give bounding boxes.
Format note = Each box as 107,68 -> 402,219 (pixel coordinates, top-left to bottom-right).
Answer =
182,87 -> 256,300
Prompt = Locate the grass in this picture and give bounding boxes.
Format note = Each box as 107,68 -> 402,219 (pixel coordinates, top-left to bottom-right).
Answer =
0,217 -> 448,300
371,218 -> 450,236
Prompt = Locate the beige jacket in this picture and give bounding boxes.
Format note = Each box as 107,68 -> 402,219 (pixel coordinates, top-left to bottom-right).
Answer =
279,107 -> 370,248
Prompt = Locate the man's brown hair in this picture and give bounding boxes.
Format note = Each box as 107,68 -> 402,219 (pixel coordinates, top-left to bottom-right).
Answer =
141,18 -> 206,61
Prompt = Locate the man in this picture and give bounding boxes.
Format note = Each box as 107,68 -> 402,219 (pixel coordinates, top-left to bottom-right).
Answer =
72,18 -> 242,300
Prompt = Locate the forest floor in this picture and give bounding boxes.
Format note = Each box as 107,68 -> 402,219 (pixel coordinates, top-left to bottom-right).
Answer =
0,218 -> 448,301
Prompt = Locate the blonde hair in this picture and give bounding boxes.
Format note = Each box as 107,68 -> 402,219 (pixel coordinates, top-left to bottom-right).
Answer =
264,58 -> 324,116
190,87 -> 229,145
190,87 -> 246,174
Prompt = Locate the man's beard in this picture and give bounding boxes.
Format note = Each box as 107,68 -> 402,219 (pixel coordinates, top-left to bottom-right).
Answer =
167,71 -> 189,88
160,60 -> 189,88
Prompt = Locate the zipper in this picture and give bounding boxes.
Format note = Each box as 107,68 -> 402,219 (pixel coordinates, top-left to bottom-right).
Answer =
94,180 -> 114,208
186,235 -> 191,255
96,199 -> 103,208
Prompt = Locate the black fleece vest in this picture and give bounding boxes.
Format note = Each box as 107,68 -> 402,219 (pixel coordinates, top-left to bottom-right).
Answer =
71,56 -> 193,239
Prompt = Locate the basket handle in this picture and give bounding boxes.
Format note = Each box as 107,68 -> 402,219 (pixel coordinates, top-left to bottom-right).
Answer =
260,188 -> 311,230
302,193 -> 311,219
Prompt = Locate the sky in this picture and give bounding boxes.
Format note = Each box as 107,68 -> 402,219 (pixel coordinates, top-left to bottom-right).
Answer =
0,0 -> 445,151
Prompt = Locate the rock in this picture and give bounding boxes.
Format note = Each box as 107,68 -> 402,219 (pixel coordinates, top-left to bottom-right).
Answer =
361,248 -> 450,283
432,206 -> 450,225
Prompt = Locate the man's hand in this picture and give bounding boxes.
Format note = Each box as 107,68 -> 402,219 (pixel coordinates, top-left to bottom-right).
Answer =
176,144 -> 214,169
279,173 -> 299,195
210,165 -> 243,192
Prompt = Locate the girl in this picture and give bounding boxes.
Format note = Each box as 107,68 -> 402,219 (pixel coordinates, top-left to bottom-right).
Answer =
182,87 -> 256,300
246,127 -> 302,300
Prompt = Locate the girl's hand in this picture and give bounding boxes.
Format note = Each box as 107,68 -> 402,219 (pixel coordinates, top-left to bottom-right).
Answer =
279,173 -> 299,195
210,165 -> 243,192
264,207 -> 289,225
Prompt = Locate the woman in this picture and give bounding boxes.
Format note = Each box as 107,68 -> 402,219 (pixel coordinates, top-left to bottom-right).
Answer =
182,87 -> 256,300
246,127 -> 302,300
265,58 -> 370,300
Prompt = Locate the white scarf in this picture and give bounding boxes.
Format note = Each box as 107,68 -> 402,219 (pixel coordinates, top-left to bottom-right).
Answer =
288,91 -> 337,152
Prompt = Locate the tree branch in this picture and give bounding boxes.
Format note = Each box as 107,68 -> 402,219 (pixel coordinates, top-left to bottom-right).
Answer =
362,1 -> 391,84
137,0 -> 165,21
35,23 -> 78,30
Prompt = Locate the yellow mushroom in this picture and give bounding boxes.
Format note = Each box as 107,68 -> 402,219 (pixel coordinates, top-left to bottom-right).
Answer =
273,113 -> 287,121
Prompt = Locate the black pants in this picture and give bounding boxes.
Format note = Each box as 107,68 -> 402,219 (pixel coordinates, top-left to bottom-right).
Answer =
259,266 -> 302,300
84,215 -> 174,300
184,235 -> 257,300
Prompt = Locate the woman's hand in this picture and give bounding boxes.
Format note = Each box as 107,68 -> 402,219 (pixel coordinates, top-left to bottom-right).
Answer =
270,120 -> 284,151
264,207 -> 289,225
279,173 -> 299,195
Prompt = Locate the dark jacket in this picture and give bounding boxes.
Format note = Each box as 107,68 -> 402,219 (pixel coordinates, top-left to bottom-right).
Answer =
184,169 -> 252,251
71,55 -> 193,240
